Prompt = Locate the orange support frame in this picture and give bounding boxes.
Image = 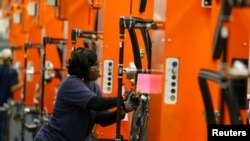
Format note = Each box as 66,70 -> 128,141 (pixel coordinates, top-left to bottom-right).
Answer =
3,0 -> 250,140
147,0 -> 249,141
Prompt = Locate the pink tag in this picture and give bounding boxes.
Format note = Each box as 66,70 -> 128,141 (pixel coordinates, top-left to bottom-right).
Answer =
136,73 -> 162,94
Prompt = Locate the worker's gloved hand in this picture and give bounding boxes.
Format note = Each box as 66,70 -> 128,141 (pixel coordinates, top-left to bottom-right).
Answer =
123,91 -> 140,112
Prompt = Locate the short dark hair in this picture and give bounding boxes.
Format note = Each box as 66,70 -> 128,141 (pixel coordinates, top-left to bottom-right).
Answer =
67,47 -> 97,79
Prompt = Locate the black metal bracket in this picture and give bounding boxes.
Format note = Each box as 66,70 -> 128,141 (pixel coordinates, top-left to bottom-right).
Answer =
198,69 -> 242,125
71,29 -> 103,45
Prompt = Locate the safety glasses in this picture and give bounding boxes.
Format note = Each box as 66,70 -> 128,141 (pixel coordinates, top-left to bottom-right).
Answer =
89,63 -> 101,71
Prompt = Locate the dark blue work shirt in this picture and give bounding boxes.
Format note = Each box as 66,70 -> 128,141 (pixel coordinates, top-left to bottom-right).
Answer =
41,75 -> 108,141
0,64 -> 18,106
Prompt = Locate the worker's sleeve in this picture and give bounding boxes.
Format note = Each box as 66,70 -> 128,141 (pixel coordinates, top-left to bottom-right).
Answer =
86,96 -> 123,111
95,110 -> 125,127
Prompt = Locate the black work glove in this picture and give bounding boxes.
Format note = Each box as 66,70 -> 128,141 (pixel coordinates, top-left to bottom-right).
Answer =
124,91 -> 140,112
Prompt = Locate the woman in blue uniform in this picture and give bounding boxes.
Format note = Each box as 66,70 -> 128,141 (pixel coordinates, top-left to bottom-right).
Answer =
34,47 -> 139,141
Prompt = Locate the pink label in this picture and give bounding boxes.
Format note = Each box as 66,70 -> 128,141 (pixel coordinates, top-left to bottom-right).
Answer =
136,74 -> 162,94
